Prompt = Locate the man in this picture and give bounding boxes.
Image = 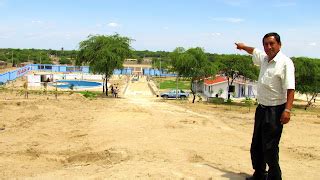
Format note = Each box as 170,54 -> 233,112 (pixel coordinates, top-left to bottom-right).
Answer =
235,32 -> 295,180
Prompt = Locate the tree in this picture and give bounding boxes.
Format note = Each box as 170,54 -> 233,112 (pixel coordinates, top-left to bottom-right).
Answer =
59,56 -> 72,65
137,58 -> 143,64
151,57 -> 170,70
292,57 -> 320,109
214,54 -> 259,99
170,47 -> 217,103
76,34 -> 132,96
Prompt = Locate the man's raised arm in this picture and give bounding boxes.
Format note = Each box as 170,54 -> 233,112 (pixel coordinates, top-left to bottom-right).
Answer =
235,43 -> 254,55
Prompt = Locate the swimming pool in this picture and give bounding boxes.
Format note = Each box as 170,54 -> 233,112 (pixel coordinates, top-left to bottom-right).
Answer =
52,80 -> 102,89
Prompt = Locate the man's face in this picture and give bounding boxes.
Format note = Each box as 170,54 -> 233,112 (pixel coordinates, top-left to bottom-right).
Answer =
263,36 -> 281,60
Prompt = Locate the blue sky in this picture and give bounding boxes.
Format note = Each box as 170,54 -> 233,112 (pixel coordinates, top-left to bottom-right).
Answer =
0,0 -> 319,58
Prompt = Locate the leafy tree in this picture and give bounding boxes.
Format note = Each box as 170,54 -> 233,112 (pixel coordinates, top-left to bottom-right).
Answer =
59,56 -> 72,65
132,50 -> 170,59
214,54 -> 259,99
0,53 -> 8,62
292,57 -> 320,109
137,58 -> 143,64
76,34 -> 132,96
34,52 -> 51,64
151,57 -> 170,71
170,47 -> 217,103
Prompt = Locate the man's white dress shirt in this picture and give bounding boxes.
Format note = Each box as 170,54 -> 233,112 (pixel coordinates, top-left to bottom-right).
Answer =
252,49 -> 295,106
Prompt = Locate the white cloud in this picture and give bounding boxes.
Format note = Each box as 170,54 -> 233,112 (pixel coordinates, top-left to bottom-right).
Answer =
219,0 -> 249,6
28,20 -> 56,30
211,32 -> 222,36
0,28 -> 15,39
65,34 -> 72,40
108,22 -> 119,27
24,33 -> 41,39
212,17 -> 244,23
96,23 -> 103,28
200,32 -> 222,40
274,2 -> 297,7
31,20 -> 43,24
0,35 -> 9,39
308,42 -> 317,46
163,26 -> 169,30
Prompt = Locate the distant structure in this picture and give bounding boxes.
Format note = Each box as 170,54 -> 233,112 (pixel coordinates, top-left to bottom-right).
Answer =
0,61 -> 7,68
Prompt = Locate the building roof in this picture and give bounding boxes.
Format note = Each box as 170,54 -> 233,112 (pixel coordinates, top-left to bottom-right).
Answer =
204,76 -> 228,85
205,75 -> 256,86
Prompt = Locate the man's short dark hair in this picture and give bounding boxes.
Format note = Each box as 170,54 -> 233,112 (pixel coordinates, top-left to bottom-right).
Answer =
263,32 -> 281,44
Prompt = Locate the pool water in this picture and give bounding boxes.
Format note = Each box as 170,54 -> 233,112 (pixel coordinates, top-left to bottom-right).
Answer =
52,80 -> 102,89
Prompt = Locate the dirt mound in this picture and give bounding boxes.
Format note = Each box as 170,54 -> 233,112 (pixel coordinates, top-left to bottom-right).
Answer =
66,148 -> 130,165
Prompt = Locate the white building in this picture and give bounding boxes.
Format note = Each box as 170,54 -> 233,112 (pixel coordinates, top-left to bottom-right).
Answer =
27,72 -> 104,88
202,75 -> 257,99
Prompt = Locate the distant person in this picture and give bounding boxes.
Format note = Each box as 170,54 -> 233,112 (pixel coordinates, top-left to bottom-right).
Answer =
23,82 -> 28,99
114,86 -> 119,98
235,32 -> 295,180
111,85 -> 114,97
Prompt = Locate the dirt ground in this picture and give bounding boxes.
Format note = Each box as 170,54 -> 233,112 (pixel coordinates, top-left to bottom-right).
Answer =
0,76 -> 319,179
0,66 -> 17,74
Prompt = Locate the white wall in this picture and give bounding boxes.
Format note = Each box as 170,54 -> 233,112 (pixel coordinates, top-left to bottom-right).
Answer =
53,74 -> 65,80
82,74 -> 103,80
27,74 -> 41,83
27,73 -> 107,90
203,81 -> 257,99
204,82 -> 229,99
28,73 -> 104,82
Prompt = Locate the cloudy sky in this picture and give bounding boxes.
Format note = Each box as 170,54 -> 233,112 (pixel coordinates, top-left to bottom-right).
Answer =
0,0 -> 319,58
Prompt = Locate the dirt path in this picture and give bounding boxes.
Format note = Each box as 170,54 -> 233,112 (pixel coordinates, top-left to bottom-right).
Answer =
0,76 -> 319,179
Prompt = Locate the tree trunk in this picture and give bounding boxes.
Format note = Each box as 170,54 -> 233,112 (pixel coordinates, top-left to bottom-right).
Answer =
191,80 -> 195,103
305,93 -> 317,110
227,77 -> 230,99
105,64 -> 109,96
176,75 -> 178,99
192,92 -> 196,103
102,77 -> 105,93
105,74 -> 108,96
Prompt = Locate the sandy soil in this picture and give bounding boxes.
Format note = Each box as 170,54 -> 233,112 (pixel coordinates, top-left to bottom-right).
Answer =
0,66 -> 17,74
0,76 -> 319,179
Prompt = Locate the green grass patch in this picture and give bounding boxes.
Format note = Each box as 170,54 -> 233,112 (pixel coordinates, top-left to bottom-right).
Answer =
160,80 -> 190,90
79,91 -> 98,99
208,97 -> 225,104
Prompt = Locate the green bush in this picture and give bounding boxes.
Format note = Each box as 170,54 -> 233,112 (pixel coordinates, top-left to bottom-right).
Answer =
197,93 -> 202,102
241,97 -> 255,112
208,97 -> 225,104
226,98 -> 233,104
242,97 -> 254,106
59,56 -> 72,64
80,91 -> 97,99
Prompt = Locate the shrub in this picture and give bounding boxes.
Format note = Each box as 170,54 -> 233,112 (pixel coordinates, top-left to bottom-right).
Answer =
242,97 -> 255,112
80,91 -> 97,99
226,98 -> 233,104
197,93 -> 202,102
208,97 -> 225,104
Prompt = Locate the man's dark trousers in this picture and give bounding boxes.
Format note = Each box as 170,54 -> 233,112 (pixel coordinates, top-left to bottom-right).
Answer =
250,104 -> 285,180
